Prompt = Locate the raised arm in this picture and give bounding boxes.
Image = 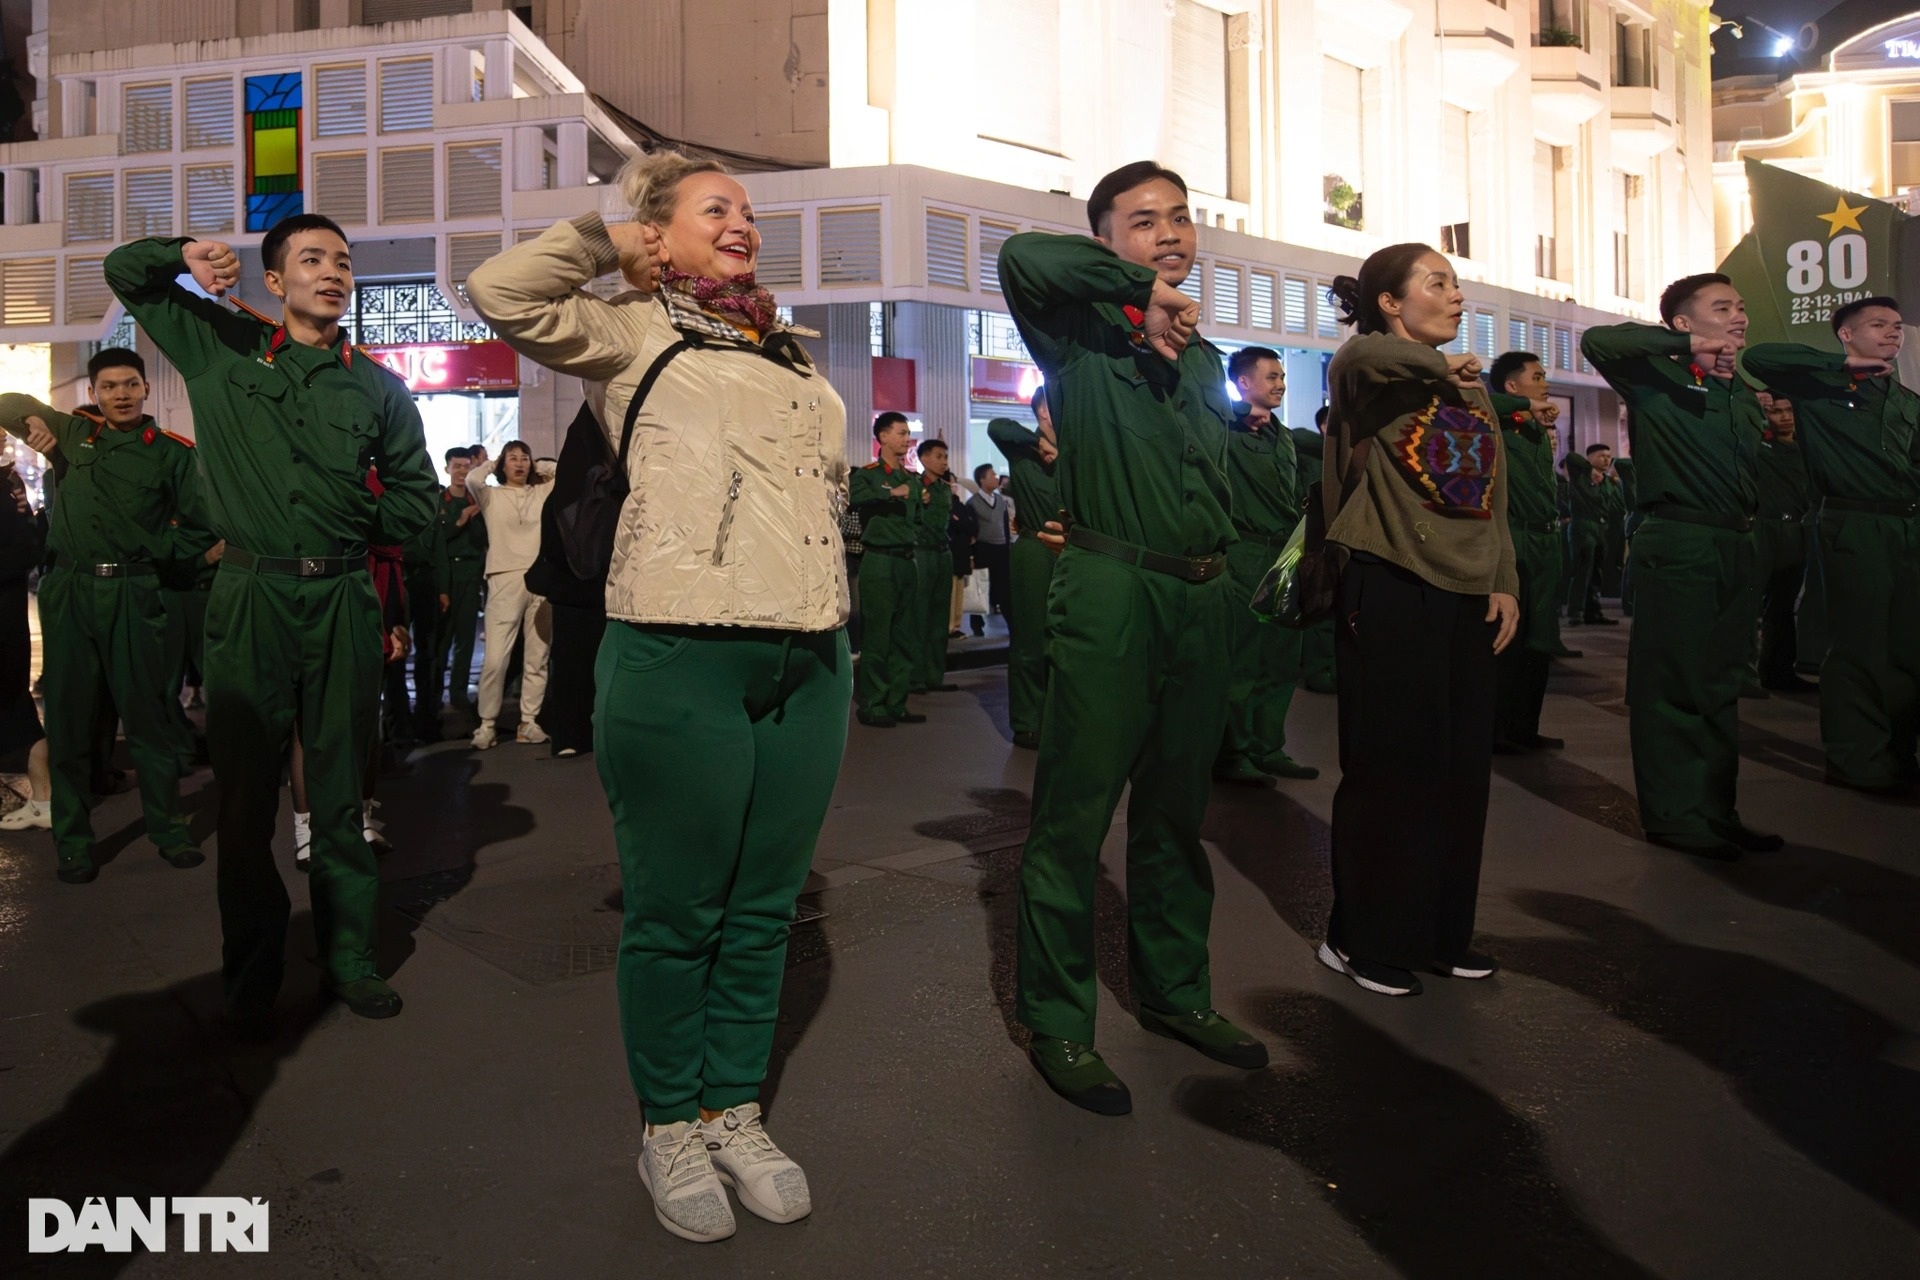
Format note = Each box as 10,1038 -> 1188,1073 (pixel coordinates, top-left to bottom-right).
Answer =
1336,332 -> 1455,391
987,416 -> 1040,462
1740,343 -> 1856,400
464,455 -> 498,510
465,214 -> 646,383
0,395 -> 85,457
103,238 -> 260,380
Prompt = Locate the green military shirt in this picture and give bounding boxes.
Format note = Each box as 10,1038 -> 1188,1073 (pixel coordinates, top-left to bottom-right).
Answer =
430,484 -> 488,589
103,237 -> 436,558
849,459 -> 921,550
999,232 -> 1234,558
0,396 -> 214,570
1223,408 -> 1299,539
1581,323 -> 1759,516
1290,427 -> 1323,504
986,417 -> 1059,532
915,472 -> 954,550
1741,344 -> 1920,504
1753,436 -> 1813,520
1488,393 -> 1558,530
401,483 -> 442,571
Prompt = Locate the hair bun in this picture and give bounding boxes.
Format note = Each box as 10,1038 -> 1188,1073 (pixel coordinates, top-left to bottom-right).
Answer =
1326,276 -> 1362,325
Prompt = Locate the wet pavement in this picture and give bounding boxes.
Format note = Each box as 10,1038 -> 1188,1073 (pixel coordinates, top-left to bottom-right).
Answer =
2,621 -> 1919,1277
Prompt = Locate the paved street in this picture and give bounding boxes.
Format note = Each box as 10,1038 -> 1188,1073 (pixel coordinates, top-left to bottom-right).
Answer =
2,624 -> 1919,1278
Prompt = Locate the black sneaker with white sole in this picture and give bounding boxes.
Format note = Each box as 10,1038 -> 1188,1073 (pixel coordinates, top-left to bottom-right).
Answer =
1431,951 -> 1499,979
1317,942 -> 1422,996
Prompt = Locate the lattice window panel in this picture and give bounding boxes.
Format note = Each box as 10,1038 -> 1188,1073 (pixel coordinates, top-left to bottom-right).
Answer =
67,257 -> 112,324
926,209 -> 968,289
446,141 -> 503,219
353,281 -> 490,345
123,169 -> 175,238
818,206 -> 882,286
0,259 -> 55,326
184,78 -> 235,149
379,147 -> 435,223
123,83 -> 173,154
312,152 -> 368,225
316,64 -> 370,137
378,58 -> 435,134
755,213 -> 802,288
65,173 -> 115,243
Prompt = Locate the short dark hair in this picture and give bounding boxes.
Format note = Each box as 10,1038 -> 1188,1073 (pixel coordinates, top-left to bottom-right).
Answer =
1831,295 -> 1902,334
444,446 -> 472,463
1658,273 -> 1732,327
261,213 -> 350,274
500,439 -> 532,461
1087,161 -> 1188,236
916,438 -> 948,458
873,411 -> 908,439
973,463 -> 995,484
1487,351 -> 1541,394
1585,442 -> 1611,456
1329,243 -> 1440,336
1227,346 -> 1282,383
1313,406 -> 1329,430
87,347 -> 145,382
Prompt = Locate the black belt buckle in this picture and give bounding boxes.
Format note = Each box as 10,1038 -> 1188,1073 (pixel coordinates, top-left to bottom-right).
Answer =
1189,554 -> 1227,584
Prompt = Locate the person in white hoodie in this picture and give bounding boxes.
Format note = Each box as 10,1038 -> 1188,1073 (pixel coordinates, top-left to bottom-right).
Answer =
466,440 -> 554,749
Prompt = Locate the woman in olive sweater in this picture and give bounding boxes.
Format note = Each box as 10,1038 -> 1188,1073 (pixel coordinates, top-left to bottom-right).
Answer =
1318,243 -> 1520,997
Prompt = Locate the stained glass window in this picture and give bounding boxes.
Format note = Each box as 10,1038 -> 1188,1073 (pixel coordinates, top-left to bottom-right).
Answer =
245,72 -> 305,233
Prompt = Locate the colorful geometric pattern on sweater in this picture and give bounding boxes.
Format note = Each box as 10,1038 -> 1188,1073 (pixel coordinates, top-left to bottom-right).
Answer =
1391,398 -> 1499,519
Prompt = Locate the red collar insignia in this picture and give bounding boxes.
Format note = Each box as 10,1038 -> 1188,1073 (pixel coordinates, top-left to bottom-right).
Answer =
141,427 -> 156,445
1687,362 -> 1706,386
1121,305 -> 1145,328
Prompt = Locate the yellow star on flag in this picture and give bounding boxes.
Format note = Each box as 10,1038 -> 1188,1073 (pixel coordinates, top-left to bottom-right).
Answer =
1816,196 -> 1868,237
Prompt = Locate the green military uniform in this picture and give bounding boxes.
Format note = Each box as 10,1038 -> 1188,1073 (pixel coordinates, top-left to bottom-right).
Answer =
1000,231 -> 1235,1047
0,396 -> 213,877
1583,323 -> 1761,845
106,237 -> 436,1013
1489,393 -> 1563,746
397,495 -> 439,731
162,554 -> 217,769
424,483 -> 487,717
988,417 -> 1059,739
1616,456 -> 1641,616
1290,425 -> 1336,693
1217,408 -> 1304,774
1746,428 -> 1812,687
849,459 -> 921,720
1562,452 -> 1616,622
910,471 -> 955,692
1743,344 -> 1920,789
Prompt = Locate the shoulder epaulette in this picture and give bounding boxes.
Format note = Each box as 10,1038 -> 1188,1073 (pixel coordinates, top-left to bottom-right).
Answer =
161,429 -> 195,449
73,407 -> 107,427
861,460 -> 883,469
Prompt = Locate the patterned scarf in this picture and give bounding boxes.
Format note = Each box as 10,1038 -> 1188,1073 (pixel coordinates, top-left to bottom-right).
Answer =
661,268 -> 778,335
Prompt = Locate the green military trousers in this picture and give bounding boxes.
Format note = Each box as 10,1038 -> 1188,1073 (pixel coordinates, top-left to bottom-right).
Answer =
1748,516 -> 1807,687
423,558 -> 484,714
1017,546 -> 1229,1045
40,568 -> 194,871
595,622 -> 851,1124
1495,530 -> 1563,743
854,550 -> 915,718
162,582 -> 211,769
1005,535 -> 1056,736
1814,508 -> 1920,788
204,560 -> 383,1010
910,547 -> 951,691
1625,517 -> 1759,840
1564,522 -> 1604,620
1217,538 -> 1302,769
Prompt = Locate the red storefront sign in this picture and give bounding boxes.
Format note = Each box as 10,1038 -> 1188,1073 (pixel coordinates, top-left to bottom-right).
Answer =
365,340 -> 520,393
970,355 -> 1043,405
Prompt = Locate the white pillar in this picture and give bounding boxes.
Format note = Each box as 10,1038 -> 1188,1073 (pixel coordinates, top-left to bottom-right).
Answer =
486,40 -> 514,102
512,126 -> 545,191
557,121 -> 588,188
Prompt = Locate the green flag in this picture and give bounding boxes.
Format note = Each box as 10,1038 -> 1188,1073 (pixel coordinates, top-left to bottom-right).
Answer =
1718,158 -> 1908,351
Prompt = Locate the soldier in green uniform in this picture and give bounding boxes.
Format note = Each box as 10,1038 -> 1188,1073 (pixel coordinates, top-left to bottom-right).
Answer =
1215,346 -> 1315,784
1616,453 -> 1639,619
988,388 -> 1059,750
1744,297 -> 1920,793
849,413 -> 927,728
910,438 -> 959,695
1000,161 -> 1266,1116
1582,273 -> 1779,860
422,445 -> 487,729
0,348 -> 216,883
1744,393 -> 1814,693
1563,443 -> 1621,626
1293,408 -> 1336,694
1487,351 -> 1568,753
106,215 -> 437,1025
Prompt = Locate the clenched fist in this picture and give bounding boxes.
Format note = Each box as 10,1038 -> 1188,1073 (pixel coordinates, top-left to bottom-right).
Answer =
184,240 -> 241,298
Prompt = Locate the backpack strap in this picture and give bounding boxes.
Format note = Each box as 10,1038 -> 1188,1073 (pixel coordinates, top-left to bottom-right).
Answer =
615,337 -> 698,467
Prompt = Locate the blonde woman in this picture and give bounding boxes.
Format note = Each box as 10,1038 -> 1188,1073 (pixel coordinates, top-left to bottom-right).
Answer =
467,439 -> 554,749
466,153 -> 850,1244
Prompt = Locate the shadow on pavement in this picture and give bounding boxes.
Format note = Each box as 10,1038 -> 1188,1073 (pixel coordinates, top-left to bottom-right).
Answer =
1203,783 -> 1332,942
1492,890 -> 1920,1231
1176,989 -> 1660,1279
0,961 -> 330,1278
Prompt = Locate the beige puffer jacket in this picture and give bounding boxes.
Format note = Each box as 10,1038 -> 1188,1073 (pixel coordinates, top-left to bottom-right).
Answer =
466,213 -> 849,632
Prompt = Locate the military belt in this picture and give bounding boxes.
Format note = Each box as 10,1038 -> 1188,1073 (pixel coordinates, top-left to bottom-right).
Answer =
224,546 -> 364,578
1820,496 -> 1920,518
1645,504 -> 1754,533
56,556 -> 157,578
1514,519 -> 1560,534
862,545 -> 914,560
1067,526 -> 1228,583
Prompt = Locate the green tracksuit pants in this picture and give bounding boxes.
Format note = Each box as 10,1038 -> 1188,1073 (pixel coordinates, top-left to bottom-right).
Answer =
596,622 -> 851,1123
1017,546 -> 1229,1045
911,547 -> 951,690
1218,537 -> 1301,769
1625,518 -> 1759,840
423,558 -> 484,714
40,569 -> 194,870
855,550 -> 915,718
1005,535 -> 1056,736
1815,509 -> 1920,788
205,561 -> 384,1010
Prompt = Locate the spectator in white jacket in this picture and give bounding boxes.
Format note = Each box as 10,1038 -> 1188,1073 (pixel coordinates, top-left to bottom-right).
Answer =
467,440 -> 555,749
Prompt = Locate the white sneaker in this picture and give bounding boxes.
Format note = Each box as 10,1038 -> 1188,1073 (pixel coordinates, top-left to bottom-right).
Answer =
637,1121 -> 736,1243
362,800 -> 391,854
515,722 -> 549,744
0,799 -> 51,830
293,812 -> 312,870
698,1103 -> 811,1224
471,723 -> 497,751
